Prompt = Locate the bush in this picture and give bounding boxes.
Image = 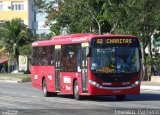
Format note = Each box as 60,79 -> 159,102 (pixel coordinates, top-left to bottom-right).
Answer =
24,70 -> 30,74
21,76 -> 31,82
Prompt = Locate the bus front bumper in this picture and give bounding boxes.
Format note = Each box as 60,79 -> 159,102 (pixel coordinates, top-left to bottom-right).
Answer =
88,80 -> 141,96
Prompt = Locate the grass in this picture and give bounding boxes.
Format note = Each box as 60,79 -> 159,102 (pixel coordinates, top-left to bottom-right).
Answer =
0,73 -> 31,82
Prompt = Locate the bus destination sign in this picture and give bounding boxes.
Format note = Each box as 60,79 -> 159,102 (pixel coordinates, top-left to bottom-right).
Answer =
97,38 -> 132,44
91,38 -> 138,46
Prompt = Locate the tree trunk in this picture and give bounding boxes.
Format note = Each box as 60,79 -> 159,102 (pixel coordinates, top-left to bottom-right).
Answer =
141,44 -> 148,81
147,39 -> 153,81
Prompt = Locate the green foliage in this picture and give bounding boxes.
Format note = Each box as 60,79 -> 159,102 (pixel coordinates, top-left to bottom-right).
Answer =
152,32 -> 160,48
35,0 -> 46,12
36,0 -> 160,36
0,18 -> 36,65
36,0 -> 160,79
19,44 -> 32,55
21,76 -> 31,83
146,54 -> 160,76
102,0 -> 160,39
41,0 -> 112,34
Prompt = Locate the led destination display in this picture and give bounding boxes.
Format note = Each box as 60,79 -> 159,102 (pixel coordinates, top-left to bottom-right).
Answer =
91,37 -> 139,46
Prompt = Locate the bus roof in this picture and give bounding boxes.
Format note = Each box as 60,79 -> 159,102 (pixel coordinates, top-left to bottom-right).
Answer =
32,33 -> 137,47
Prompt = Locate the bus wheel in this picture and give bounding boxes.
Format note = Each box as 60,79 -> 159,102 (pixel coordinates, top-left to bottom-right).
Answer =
42,79 -> 50,97
116,95 -> 126,101
74,80 -> 81,100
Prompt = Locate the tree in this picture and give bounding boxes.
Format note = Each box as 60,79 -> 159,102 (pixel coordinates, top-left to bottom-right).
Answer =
0,18 -> 36,72
19,44 -> 32,56
36,0 -> 160,80
36,0 -> 112,34
101,0 -> 160,80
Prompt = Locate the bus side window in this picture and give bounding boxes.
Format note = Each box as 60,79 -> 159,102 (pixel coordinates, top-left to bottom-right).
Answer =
32,47 -> 39,65
48,46 -> 55,66
61,44 -> 80,72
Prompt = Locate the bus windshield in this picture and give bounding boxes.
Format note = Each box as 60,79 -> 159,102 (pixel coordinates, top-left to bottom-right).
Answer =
90,47 -> 140,73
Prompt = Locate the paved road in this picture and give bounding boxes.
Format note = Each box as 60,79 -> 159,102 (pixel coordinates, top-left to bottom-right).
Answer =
0,82 -> 160,115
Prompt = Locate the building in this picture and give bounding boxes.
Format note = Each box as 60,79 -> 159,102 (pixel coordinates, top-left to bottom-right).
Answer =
0,0 -> 36,34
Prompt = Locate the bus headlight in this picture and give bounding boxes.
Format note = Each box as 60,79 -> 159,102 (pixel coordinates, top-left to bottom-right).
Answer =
131,80 -> 140,87
89,80 -> 102,88
135,81 -> 139,85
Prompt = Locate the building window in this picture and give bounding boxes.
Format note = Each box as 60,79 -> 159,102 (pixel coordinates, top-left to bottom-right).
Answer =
0,2 -> 3,10
11,2 -> 24,11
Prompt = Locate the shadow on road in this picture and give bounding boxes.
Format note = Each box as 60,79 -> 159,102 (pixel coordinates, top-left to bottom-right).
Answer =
56,94 -> 125,101
55,93 -> 160,102
126,93 -> 160,101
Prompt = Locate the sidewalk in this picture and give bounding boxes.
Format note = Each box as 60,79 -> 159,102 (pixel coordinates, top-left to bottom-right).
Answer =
0,76 -> 21,83
0,73 -> 30,83
141,85 -> 160,90
141,81 -> 160,86
142,75 -> 160,87
141,80 -> 160,90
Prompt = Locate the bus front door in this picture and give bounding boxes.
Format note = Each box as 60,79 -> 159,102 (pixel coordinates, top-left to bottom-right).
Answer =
55,46 -> 61,91
81,47 -> 88,93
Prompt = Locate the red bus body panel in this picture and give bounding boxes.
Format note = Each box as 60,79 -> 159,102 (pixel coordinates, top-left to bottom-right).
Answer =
60,72 -> 82,94
31,66 -> 56,92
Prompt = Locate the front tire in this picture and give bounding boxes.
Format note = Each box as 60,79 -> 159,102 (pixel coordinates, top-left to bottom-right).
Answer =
116,95 -> 126,101
74,80 -> 81,100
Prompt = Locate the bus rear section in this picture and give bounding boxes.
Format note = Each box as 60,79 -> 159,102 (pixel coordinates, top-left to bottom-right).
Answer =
31,34 -> 141,100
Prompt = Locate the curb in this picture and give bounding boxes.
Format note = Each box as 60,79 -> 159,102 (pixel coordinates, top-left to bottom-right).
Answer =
141,85 -> 160,90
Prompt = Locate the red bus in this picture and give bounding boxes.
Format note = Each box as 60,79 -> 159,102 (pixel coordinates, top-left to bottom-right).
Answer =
31,33 -> 141,100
